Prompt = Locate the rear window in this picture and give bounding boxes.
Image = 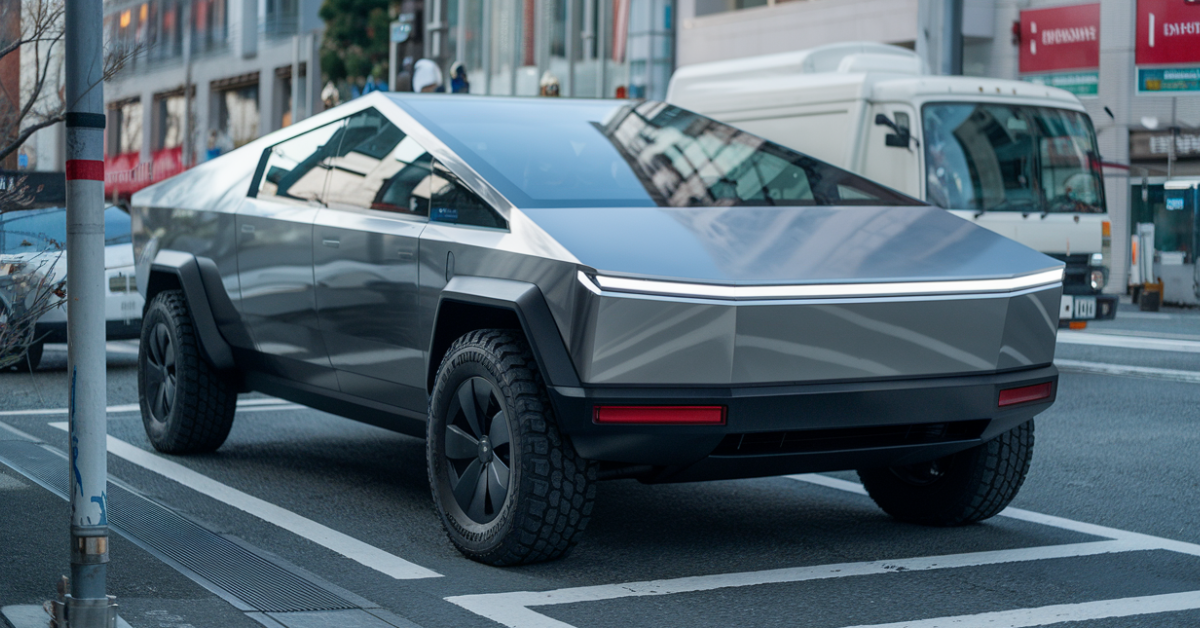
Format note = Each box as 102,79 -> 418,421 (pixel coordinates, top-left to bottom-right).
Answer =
399,97 -> 921,209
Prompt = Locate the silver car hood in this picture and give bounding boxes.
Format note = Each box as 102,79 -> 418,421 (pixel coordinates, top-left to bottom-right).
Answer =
522,205 -> 1061,285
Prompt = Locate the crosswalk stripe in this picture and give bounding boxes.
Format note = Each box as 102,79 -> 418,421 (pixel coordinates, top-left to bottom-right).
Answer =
837,590 -> 1200,628
446,539 -> 1154,628
1058,330 -> 1200,353
0,397 -> 295,417
47,422 -> 442,580
1054,359 -> 1200,384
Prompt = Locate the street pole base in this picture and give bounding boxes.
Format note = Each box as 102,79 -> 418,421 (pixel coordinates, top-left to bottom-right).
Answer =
47,577 -> 118,628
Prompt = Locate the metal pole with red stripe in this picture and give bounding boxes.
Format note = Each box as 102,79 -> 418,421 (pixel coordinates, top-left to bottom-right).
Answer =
61,0 -> 115,622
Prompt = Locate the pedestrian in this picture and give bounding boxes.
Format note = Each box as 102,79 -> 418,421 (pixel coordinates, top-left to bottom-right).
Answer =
539,72 -> 560,97
450,62 -> 470,94
413,59 -> 444,93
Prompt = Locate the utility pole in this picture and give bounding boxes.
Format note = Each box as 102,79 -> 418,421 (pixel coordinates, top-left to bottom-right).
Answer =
60,0 -> 114,623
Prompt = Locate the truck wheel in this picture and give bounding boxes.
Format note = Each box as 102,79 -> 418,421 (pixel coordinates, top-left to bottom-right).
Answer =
858,420 -> 1034,526
427,329 -> 596,565
138,290 -> 237,454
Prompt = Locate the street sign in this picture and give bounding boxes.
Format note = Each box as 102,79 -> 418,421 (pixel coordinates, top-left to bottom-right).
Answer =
1019,3 -> 1100,74
1136,0 -> 1200,65
391,15 -> 413,43
1137,66 -> 1200,94
1025,71 -> 1099,97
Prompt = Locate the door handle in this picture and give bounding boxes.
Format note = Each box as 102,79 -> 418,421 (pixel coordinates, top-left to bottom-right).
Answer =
397,251 -> 415,261
323,238 -> 340,248
241,224 -> 255,233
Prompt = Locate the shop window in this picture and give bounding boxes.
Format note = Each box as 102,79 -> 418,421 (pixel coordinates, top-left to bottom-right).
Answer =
216,84 -> 259,149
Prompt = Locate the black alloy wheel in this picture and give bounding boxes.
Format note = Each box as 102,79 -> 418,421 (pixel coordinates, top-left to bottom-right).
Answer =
427,329 -> 596,566
144,322 -> 178,423
443,377 -> 513,524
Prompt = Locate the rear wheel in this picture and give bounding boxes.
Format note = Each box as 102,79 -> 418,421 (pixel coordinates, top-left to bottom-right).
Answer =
858,420 -> 1034,526
138,290 -> 237,453
427,329 -> 596,565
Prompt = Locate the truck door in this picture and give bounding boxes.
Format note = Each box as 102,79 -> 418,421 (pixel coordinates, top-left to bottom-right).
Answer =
237,117 -> 345,389
312,109 -> 430,412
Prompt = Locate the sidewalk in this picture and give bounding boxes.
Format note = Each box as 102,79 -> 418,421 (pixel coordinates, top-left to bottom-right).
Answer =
0,441 -> 270,628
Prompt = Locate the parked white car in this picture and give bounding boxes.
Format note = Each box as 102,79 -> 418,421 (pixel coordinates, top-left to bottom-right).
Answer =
0,205 -> 143,370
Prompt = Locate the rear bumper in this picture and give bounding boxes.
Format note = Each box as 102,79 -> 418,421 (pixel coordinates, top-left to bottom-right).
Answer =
549,365 -> 1057,483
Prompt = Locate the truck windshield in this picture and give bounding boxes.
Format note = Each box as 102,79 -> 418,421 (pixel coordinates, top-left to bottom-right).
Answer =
922,103 -> 1104,215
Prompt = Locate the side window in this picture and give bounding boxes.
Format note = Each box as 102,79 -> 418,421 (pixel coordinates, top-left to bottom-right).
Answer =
324,109 -> 434,217
429,161 -> 507,229
255,119 -> 345,203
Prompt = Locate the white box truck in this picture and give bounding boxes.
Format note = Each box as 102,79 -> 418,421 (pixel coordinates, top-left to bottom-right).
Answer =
667,42 -> 1117,325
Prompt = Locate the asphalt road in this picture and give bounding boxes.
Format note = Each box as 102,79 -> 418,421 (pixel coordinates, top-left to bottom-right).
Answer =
1,302 -> 1198,628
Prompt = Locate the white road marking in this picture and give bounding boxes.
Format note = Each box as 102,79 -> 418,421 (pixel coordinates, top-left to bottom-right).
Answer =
1114,311 -> 1176,320
788,474 -> 1200,558
448,474 -> 1200,628
0,397 -> 296,417
446,540 -> 1155,628
46,422 -> 441,580
1057,330 -> 1200,353
837,590 -> 1200,628
1055,359 -> 1200,384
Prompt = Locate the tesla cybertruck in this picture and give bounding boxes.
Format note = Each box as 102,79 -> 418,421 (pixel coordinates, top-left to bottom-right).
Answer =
131,93 -> 1062,565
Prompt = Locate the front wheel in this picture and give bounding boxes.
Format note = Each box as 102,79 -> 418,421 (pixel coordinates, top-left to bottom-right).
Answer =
858,420 -> 1034,526
427,329 -> 596,565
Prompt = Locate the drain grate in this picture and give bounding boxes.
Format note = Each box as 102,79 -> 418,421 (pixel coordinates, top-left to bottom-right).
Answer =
0,439 -> 357,614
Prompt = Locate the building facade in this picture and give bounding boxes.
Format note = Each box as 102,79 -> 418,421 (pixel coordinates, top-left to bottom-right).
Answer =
424,0 -> 674,99
99,0 -> 325,185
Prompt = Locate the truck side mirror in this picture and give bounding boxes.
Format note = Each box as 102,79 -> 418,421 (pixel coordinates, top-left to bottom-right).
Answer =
875,113 -> 911,148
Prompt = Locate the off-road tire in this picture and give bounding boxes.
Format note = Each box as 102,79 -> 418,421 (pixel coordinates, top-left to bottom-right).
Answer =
858,420 -> 1034,526
427,329 -> 596,565
138,290 -> 237,454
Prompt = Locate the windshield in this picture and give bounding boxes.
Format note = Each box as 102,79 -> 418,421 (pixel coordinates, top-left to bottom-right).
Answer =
922,103 -> 1104,214
400,97 -> 920,208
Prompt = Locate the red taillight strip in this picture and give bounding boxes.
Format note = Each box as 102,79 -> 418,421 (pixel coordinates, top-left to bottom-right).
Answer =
594,405 -> 727,425
998,382 -> 1053,407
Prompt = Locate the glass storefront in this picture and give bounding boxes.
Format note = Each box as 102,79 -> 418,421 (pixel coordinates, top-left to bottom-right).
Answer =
440,0 -> 673,100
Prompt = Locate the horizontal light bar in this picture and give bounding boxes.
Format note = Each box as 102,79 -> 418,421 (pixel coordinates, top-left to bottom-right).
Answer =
594,405 -> 727,425
580,268 -> 1063,301
998,382 -> 1053,407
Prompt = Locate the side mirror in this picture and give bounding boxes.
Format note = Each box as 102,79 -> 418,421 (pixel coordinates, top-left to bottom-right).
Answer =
875,113 -> 910,148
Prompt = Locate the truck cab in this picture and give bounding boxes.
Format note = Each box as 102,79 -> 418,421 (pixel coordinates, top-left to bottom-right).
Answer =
667,42 -> 1117,325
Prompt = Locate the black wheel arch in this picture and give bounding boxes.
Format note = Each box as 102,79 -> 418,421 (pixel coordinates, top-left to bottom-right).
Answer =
428,277 -> 581,395
143,250 -> 239,372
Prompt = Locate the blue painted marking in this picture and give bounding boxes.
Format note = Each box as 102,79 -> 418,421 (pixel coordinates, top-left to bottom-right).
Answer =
91,491 -> 107,526
72,434 -> 83,497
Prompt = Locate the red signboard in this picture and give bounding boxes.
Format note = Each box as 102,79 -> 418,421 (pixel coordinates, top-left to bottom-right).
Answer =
1137,0 -> 1200,65
104,146 -> 186,197
1019,4 -> 1101,74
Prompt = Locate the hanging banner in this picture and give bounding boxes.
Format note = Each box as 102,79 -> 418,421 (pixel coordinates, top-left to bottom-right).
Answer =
1019,4 -> 1100,97
1019,4 -> 1101,74
1136,0 -> 1200,66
